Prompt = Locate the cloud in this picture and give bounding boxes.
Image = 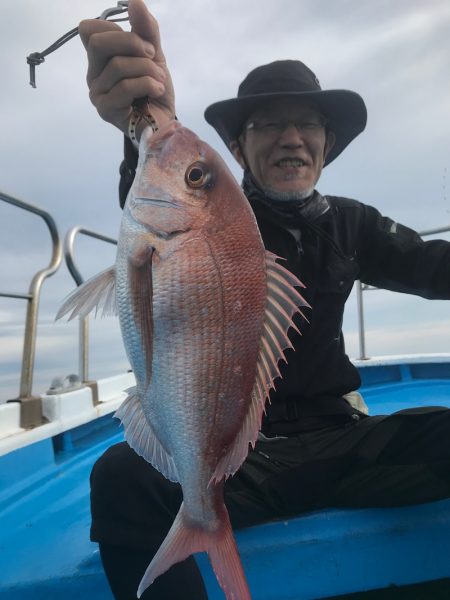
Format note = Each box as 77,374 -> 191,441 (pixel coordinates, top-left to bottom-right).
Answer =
345,317 -> 450,359
0,310 -> 18,325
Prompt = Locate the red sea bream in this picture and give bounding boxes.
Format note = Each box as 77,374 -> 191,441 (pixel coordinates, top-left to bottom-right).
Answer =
57,120 -> 307,599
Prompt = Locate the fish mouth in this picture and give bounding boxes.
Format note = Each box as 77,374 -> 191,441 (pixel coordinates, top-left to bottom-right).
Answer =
132,196 -> 180,209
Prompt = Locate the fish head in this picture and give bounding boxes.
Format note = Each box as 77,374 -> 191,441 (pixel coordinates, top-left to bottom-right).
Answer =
126,120 -> 247,238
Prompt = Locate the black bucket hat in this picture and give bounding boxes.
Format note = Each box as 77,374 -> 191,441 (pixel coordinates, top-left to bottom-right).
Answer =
204,60 -> 367,166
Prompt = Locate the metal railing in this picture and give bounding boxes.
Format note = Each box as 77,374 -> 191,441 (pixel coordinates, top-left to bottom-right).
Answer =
356,225 -> 450,360
0,191 -> 62,427
2,191 -> 448,423
64,226 -> 117,384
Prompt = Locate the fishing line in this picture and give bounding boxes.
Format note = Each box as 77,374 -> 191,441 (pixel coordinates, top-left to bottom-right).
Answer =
26,1 -> 129,88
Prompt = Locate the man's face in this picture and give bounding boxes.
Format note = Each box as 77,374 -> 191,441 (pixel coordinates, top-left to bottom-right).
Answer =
233,98 -> 335,199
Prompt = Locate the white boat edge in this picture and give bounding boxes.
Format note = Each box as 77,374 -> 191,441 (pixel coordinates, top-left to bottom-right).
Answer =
2,352 -> 450,458
352,351 -> 450,367
0,371 -> 135,456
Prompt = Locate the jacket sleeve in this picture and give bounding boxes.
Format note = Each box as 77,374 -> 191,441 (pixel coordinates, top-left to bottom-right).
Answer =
358,203 -> 450,300
119,136 -> 138,209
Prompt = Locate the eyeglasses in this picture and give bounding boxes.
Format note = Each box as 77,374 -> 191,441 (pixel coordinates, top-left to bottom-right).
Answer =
245,114 -> 328,135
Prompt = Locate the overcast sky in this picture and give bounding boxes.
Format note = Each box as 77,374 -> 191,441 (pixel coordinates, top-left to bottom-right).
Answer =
1,0 -> 450,402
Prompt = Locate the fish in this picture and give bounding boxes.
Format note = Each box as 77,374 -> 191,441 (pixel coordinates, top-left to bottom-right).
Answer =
57,120 -> 308,599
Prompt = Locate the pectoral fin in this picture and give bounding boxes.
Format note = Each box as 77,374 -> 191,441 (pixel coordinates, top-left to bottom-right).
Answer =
128,248 -> 154,386
211,251 -> 309,483
56,267 -> 117,320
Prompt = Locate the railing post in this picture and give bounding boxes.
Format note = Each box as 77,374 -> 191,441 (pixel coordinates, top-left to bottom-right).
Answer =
0,191 -> 63,428
79,316 -> 89,383
356,280 -> 367,360
64,226 -> 117,391
19,288 -> 43,427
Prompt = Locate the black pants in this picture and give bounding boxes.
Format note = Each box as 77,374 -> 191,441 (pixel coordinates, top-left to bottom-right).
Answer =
90,407 -> 450,599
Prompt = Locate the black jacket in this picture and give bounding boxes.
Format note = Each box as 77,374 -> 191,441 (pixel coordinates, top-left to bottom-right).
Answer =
119,139 -> 450,431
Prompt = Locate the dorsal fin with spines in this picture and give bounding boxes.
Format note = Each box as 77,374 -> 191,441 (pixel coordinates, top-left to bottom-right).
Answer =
210,251 -> 309,483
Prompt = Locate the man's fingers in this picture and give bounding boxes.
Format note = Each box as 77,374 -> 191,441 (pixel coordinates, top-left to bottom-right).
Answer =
94,75 -> 166,124
90,56 -> 166,97
78,18 -> 122,50
128,0 -> 166,64
79,2 -> 176,133
84,30 -> 156,83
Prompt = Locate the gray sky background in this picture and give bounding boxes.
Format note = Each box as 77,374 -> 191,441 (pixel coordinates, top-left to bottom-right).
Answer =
1,0 -> 450,402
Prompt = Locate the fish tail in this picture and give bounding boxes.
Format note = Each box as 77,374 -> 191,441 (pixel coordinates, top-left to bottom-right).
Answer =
137,502 -> 251,600
207,507 -> 252,600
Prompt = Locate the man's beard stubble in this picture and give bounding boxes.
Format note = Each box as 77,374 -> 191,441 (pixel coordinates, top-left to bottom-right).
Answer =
261,183 -> 315,204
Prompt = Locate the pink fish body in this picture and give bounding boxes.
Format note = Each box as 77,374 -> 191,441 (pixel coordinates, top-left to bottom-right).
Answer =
58,121 -> 307,599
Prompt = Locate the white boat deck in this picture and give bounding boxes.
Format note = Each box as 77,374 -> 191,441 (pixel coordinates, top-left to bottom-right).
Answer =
0,372 -> 135,456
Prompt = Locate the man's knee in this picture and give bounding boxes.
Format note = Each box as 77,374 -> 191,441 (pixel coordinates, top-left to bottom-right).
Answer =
91,442 -> 146,493
378,407 -> 450,464
90,441 -> 183,529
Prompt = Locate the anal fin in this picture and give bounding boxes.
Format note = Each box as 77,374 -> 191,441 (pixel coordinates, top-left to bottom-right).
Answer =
115,388 -> 179,483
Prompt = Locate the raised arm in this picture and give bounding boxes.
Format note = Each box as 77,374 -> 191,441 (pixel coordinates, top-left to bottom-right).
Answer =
78,0 -> 175,142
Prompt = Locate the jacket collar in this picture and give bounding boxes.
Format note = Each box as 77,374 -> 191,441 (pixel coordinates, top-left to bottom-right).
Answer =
242,170 -> 329,228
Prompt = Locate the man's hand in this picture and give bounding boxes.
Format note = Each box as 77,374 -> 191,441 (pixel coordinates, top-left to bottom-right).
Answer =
79,0 -> 175,137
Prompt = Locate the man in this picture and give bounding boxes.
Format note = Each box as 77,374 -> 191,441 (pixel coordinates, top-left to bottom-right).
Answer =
79,1 -> 450,598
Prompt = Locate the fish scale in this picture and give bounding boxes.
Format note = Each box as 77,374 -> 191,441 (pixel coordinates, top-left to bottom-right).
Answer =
148,237 -> 261,471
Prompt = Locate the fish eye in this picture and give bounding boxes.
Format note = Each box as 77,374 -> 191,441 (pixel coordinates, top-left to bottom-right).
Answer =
185,162 -> 211,189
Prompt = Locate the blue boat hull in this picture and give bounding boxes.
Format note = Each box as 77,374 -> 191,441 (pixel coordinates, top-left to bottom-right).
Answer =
1,358 -> 450,599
